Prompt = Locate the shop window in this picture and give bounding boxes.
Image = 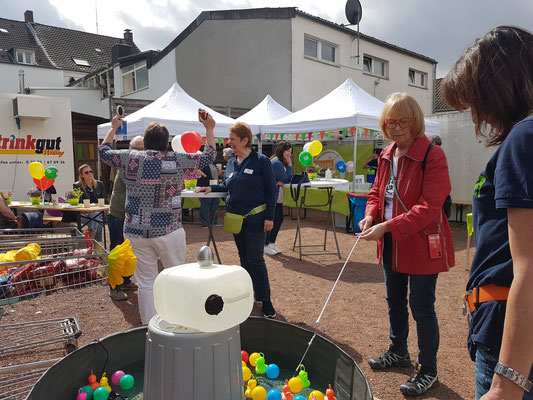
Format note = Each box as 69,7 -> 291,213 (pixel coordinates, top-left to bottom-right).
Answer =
122,61 -> 148,95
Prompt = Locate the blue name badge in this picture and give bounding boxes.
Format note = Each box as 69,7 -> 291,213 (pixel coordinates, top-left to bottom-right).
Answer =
116,120 -> 128,138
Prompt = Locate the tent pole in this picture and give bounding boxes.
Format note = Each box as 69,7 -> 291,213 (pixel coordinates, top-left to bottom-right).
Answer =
352,132 -> 358,191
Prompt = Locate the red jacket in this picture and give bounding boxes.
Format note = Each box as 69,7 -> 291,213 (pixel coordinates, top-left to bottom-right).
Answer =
365,136 -> 455,274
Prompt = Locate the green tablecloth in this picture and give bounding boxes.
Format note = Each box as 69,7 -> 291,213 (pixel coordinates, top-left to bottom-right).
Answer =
182,198 -> 225,209
283,187 -> 351,216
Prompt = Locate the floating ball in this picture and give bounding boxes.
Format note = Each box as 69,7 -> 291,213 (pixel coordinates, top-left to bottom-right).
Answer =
299,151 -> 313,167
266,389 -> 282,400
308,390 -> 324,400
119,374 -> 135,390
111,370 -> 125,386
171,135 -> 185,153
335,160 -> 346,173
81,386 -> 94,400
294,396 -> 306,400
249,352 -> 261,367
266,363 -> 280,379
288,377 -> 303,393
93,387 -> 109,400
243,366 -> 252,381
181,131 -> 202,153
242,350 -> 249,363
251,386 -> 267,400
309,140 -> 323,156
303,143 -> 311,153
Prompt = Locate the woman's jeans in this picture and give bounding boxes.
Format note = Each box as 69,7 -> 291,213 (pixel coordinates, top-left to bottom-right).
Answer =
108,214 -> 125,250
475,346 -> 533,399
265,203 -> 284,245
383,232 -> 439,373
234,213 -> 271,302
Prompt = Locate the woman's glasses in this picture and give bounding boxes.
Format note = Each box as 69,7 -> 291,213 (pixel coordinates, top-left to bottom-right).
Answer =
83,170 -> 94,175
385,118 -> 413,129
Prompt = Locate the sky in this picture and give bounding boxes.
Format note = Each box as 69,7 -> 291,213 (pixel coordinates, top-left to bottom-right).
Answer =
0,0 -> 531,77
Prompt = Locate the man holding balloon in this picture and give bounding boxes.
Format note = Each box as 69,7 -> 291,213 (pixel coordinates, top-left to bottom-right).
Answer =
98,110 -> 216,324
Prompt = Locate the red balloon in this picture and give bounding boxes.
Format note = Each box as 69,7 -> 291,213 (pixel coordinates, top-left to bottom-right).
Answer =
181,131 -> 202,153
34,177 -> 55,191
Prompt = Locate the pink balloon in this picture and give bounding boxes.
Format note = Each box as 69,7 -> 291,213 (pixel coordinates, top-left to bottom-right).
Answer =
181,131 -> 202,153
111,370 -> 126,386
346,161 -> 354,173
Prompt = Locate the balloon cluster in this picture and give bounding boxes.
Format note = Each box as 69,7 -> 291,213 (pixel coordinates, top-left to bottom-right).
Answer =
171,131 -> 202,153
298,140 -> 323,167
28,162 -> 58,191
334,160 -> 354,174
77,370 -> 134,400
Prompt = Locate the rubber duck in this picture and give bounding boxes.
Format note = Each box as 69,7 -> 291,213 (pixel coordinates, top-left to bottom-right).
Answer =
282,380 -> 294,400
99,372 -> 112,393
255,354 -> 267,374
88,370 -> 100,391
325,384 -> 337,400
298,365 -> 310,388
245,376 -> 257,398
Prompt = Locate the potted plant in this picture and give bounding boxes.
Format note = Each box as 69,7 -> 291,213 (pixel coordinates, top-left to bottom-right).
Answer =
27,187 -> 42,205
305,164 -> 321,180
66,188 -> 84,205
1,190 -> 12,205
183,170 -> 201,190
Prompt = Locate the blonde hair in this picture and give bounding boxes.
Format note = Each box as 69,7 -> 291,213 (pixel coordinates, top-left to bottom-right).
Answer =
78,164 -> 96,191
229,122 -> 252,148
379,92 -> 425,140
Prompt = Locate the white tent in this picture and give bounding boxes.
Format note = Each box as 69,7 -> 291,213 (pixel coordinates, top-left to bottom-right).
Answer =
261,78 -> 440,135
97,83 -> 237,139
236,95 -> 292,134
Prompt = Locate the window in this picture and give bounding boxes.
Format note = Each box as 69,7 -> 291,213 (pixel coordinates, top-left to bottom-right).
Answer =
408,69 -> 427,88
304,36 -> 338,64
122,61 -> 148,94
72,58 -> 90,67
15,49 -> 35,65
363,55 -> 387,78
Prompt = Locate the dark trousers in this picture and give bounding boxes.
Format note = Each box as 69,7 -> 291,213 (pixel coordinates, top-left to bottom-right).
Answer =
107,214 -> 131,286
233,213 -> 271,302
383,233 -> 439,373
265,203 -> 284,245
199,198 -> 219,226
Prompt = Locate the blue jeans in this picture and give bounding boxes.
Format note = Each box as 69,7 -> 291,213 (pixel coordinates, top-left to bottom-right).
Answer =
108,214 -> 125,250
81,212 -> 103,241
199,198 -> 219,226
265,203 -> 284,245
233,213 -> 271,302
383,233 -> 439,373
475,346 -> 533,399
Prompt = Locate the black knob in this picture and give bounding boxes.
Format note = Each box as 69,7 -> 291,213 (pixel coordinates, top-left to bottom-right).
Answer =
205,294 -> 224,315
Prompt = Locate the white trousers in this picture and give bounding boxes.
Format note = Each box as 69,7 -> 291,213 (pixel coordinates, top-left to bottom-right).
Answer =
128,228 -> 186,324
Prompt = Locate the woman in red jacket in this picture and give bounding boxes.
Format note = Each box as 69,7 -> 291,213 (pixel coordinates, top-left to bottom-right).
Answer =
359,92 -> 455,396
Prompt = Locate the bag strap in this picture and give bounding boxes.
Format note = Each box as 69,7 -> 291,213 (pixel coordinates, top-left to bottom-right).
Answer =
290,173 -> 307,202
245,204 -> 266,217
421,143 -> 434,173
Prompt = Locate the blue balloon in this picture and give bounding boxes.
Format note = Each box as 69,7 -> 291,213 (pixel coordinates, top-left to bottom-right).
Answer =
267,389 -> 282,400
293,396 -> 306,400
266,363 -> 280,379
336,160 -> 347,172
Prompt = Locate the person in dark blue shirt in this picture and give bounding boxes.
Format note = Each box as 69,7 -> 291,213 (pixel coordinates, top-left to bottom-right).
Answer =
196,122 -> 277,318
264,141 -> 293,256
442,26 -> 533,400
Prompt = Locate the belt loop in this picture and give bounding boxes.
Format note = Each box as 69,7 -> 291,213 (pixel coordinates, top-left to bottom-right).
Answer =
474,287 -> 480,311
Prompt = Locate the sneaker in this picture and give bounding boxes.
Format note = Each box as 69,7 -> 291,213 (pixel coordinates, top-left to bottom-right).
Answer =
264,245 -> 277,256
262,300 -> 276,318
368,346 -> 411,370
121,281 -> 138,291
270,243 -> 282,254
400,364 -> 438,395
109,288 -> 128,301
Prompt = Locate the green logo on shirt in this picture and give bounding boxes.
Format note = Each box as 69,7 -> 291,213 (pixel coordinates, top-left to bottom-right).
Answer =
473,175 -> 486,198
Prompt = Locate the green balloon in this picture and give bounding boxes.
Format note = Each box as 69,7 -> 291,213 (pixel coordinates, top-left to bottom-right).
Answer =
299,151 -> 313,167
82,385 -> 94,400
93,387 -> 109,400
45,167 -> 58,179
120,374 -> 135,390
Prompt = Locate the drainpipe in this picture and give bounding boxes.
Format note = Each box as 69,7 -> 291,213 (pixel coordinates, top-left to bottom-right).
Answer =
18,70 -> 25,94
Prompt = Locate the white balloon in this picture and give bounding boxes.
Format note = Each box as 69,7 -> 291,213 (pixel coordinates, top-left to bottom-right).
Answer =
303,142 -> 311,153
171,135 -> 185,153
346,161 -> 354,173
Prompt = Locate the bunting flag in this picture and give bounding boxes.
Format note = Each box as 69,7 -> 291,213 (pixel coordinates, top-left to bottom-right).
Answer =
358,127 -> 364,138
295,132 -> 300,141
275,133 -> 279,141
342,128 -> 348,138
255,134 -> 261,142
327,130 -> 332,139
334,130 -> 339,139
280,133 -> 285,141
268,134 -> 273,141
320,131 -> 325,140
307,132 -> 312,141
202,137 -> 207,145
364,129 -> 369,139
223,139 -> 229,146
350,127 -> 355,136
217,138 -> 223,146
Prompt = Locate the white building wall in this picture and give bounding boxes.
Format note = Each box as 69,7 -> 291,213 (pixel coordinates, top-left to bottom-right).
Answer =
427,111 -> 496,205
175,18 -> 293,110
114,49 -> 177,101
0,64 -> 64,93
30,88 -> 109,119
291,16 -> 434,114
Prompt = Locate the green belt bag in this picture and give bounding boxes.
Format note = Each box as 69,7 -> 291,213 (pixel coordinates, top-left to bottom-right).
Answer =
223,204 -> 267,234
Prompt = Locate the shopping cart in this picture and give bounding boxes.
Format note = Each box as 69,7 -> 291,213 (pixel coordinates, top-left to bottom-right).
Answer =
0,227 -> 83,241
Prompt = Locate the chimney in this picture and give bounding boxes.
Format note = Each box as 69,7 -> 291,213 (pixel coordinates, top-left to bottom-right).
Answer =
24,10 -> 34,23
123,29 -> 133,42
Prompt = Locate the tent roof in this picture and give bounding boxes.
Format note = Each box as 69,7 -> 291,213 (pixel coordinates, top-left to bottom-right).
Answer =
262,78 -> 440,135
97,83 -> 236,139
236,95 -> 292,133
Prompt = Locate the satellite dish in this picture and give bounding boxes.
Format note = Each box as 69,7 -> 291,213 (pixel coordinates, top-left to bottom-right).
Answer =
345,0 -> 363,25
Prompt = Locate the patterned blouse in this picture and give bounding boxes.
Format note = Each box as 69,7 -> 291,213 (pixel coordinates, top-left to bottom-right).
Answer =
98,142 -> 215,238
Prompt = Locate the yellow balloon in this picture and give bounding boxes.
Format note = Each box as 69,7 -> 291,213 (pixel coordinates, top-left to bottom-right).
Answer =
28,162 -> 45,179
288,377 -> 303,393
242,366 -> 252,381
251,386 -> 267,400
309,140 -> 323,157
249,352 -> 261,367
309,390 -> 324,400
